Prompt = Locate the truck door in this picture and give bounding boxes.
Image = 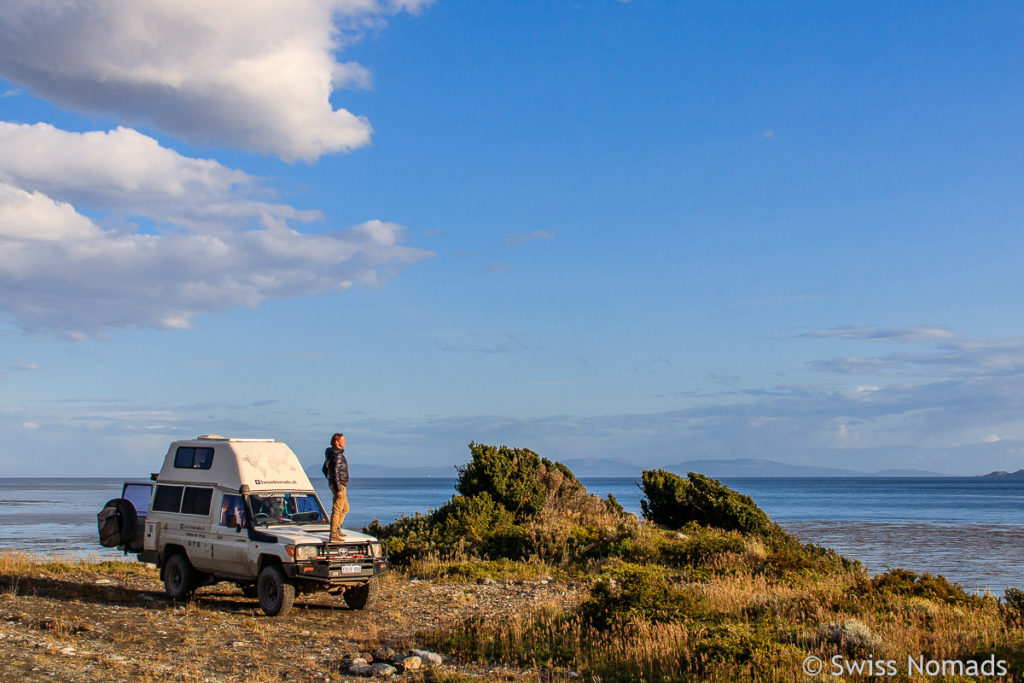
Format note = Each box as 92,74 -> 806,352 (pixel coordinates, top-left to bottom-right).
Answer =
178,486 -> 215,571
210,493 -> 252,576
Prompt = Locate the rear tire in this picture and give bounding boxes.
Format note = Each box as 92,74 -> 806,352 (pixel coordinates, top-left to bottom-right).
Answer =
257,564 -> 295,616
343,577 -> 379,610
164,553 -> 197,601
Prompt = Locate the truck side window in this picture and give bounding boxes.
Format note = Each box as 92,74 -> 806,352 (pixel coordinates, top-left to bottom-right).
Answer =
181,487 -> 213,516
153,485 -> 183,513
173,447 -> 215,469
219,494 -> 247,527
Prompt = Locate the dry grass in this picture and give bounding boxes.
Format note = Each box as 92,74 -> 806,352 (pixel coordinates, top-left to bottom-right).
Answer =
405,555 -> 560,583
426,542 -> 1024,682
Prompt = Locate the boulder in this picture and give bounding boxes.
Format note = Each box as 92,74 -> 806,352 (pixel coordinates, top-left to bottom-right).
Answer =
372,647 -> 395,662
372,663 -> 397,676
397,656 -> 421,672
410,649 -> 444,666
348,664 -> 375,677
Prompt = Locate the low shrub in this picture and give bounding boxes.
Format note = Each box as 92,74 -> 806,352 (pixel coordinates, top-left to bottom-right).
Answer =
820,618 -> 881,653
657,525 -> 748,568
581,561 -> 706,629
870,568 -> 982,606
1002,587 -> 1024,628
639,470 -> 772,535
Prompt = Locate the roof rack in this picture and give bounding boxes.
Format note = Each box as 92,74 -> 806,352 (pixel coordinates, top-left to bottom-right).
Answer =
195,434 -> 276,442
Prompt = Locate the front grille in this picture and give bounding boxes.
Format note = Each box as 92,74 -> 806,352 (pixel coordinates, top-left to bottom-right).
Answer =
328,543 -> 369,559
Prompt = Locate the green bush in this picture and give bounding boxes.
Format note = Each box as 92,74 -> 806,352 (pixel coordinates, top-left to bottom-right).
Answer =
657,525 -> 748,567
369,442 -> 638,566
1002,587 -> 1024,628
870,568 -> 982,606
639,469 -> 772,535
581,561 -> 705,629
456,442 -> 547,520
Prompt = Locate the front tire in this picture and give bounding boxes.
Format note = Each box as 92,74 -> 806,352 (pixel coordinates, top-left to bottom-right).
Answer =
257,564 -> 295,616
343,577 -> 379,610
164,553 -> 197,601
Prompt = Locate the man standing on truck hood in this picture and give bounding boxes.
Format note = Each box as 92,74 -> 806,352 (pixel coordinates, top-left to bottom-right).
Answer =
323,433 -> 350,542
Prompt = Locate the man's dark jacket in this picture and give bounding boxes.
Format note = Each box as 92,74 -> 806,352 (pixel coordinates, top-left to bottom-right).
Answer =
322,447 -> 349,491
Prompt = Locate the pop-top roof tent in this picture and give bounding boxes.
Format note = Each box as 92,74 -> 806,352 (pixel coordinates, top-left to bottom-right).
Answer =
156,435 -> 316,492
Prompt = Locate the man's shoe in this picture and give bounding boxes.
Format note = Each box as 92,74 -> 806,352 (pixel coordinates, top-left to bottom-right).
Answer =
329,535 -> 345,543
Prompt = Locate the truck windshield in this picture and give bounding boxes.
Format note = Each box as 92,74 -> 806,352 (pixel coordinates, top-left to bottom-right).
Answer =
248,493 -> 327,526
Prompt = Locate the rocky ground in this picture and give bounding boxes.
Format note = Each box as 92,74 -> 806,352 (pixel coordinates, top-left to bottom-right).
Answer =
0,562 -> 586,682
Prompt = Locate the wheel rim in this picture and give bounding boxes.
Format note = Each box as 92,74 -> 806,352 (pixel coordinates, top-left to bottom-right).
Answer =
169,563 -> 183,590
262,576 -> 279,604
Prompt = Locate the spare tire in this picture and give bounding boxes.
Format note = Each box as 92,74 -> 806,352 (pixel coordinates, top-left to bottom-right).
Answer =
97,498 -> 138,548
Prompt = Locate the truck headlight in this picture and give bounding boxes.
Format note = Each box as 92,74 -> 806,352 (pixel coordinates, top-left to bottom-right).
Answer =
286,544 -> 319,561
370,543 -> 383,558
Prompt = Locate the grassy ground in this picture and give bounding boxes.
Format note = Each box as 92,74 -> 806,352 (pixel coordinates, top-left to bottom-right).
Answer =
417,525 -> 1024,681
0,550 -> 583,682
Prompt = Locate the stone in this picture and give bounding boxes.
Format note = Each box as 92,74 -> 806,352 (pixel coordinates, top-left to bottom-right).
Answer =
476,577 -> 495,585
397,656 -> 421,672
410,649 -> 444,666
348,664 -> 375,677
371,647 -> 395,662
230,641 -> 246,648
59,647 -> 77,656
372,663 -> 397,676
342,657 -> 368,669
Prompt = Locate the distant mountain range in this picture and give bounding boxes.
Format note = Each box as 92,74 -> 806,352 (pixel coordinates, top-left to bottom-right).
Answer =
978,469 -> 1024,479
305,457 -> 953,479
657,458 -> 948,479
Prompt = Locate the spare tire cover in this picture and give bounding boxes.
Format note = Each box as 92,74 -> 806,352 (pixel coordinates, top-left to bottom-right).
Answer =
97,498 -> 138,548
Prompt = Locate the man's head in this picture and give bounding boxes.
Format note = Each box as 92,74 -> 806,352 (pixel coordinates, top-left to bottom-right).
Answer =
332,433 -> 346,449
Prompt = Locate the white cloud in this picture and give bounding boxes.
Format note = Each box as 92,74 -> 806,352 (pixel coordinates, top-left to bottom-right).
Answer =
803,324 -> 957,343
0,0 -> 432,162
0,182 -> 99,242
0,123 -> 431,337
0,122 -> 318,233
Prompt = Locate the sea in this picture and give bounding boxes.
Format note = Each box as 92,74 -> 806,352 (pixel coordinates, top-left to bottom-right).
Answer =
2,476 -> 1023,595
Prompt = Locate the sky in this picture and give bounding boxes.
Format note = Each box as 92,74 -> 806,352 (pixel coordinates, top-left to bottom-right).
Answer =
0,0 -> 1022,477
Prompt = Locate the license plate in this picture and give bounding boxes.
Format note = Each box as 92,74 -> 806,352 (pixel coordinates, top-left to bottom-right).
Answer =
341,565 -> 362,574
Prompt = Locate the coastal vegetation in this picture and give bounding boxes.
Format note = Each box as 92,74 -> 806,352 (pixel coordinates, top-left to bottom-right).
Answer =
369,443 -> 1024,681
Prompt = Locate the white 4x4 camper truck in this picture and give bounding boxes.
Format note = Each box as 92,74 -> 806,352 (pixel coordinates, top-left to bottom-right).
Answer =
98,436 -> 388,616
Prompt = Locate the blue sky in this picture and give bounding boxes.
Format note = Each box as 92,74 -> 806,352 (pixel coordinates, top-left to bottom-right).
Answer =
0,1 -> 1022,476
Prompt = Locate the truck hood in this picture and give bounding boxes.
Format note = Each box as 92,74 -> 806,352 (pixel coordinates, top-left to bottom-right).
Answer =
260,526 -> 379,545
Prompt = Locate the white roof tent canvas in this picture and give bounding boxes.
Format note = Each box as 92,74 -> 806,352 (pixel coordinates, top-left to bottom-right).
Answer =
156,435 -> 316,492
